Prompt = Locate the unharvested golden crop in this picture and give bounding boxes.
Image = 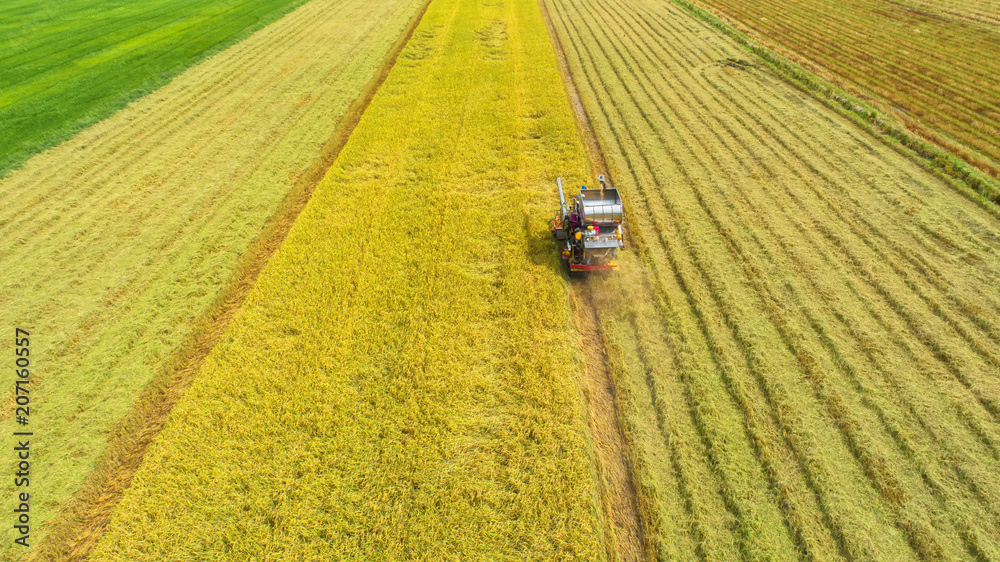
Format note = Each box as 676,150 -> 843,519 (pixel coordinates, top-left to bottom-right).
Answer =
91,0 -> 608,558
545,0 -> 1000,557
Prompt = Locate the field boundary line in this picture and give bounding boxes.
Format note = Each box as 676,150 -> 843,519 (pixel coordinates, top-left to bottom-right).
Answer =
671,0 -> 1000,213
29,0 -> 434,558
539,0 -> 651,559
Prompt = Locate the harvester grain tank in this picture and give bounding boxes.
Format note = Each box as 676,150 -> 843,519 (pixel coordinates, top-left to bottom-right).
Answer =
551,175 -> 624,273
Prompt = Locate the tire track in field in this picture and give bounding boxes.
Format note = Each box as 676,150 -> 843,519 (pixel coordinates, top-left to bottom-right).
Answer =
658,9 -> 1000,308
28,1 -> 433,559
540,3 -> 649,559
553,1 -> 784,559
569,286 -> 649,561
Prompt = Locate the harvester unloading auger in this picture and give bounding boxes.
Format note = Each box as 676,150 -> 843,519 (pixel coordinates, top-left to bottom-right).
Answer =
551,175 -> 625,274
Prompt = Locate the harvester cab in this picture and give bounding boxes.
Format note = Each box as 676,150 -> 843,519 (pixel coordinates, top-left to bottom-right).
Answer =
551,174 -> 624,274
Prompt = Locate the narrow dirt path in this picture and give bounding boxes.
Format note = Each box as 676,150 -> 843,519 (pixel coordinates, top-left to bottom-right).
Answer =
30,2 -> 432,559
539,0 -> 649,559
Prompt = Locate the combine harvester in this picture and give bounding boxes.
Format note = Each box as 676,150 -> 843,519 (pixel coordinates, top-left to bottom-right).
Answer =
551,175 -> 625,274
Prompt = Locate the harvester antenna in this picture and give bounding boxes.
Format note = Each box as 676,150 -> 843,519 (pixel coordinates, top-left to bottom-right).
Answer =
557,177 -> 567,218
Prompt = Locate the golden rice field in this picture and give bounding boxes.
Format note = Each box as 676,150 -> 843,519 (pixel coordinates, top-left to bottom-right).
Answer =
89,0 -> 610,557
544,0 -> 1000,557
0,0 -> 425,555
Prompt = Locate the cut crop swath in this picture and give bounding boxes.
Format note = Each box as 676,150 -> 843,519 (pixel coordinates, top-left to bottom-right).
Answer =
545,0 -> 1000,557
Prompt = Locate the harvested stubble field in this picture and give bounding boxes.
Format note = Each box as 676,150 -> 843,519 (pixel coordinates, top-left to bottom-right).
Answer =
0,0 -> 307,176
545,0 -> 1000,558
0,0 -> 425,556
89,0 -> 610,558
682,0 -> 1000,181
